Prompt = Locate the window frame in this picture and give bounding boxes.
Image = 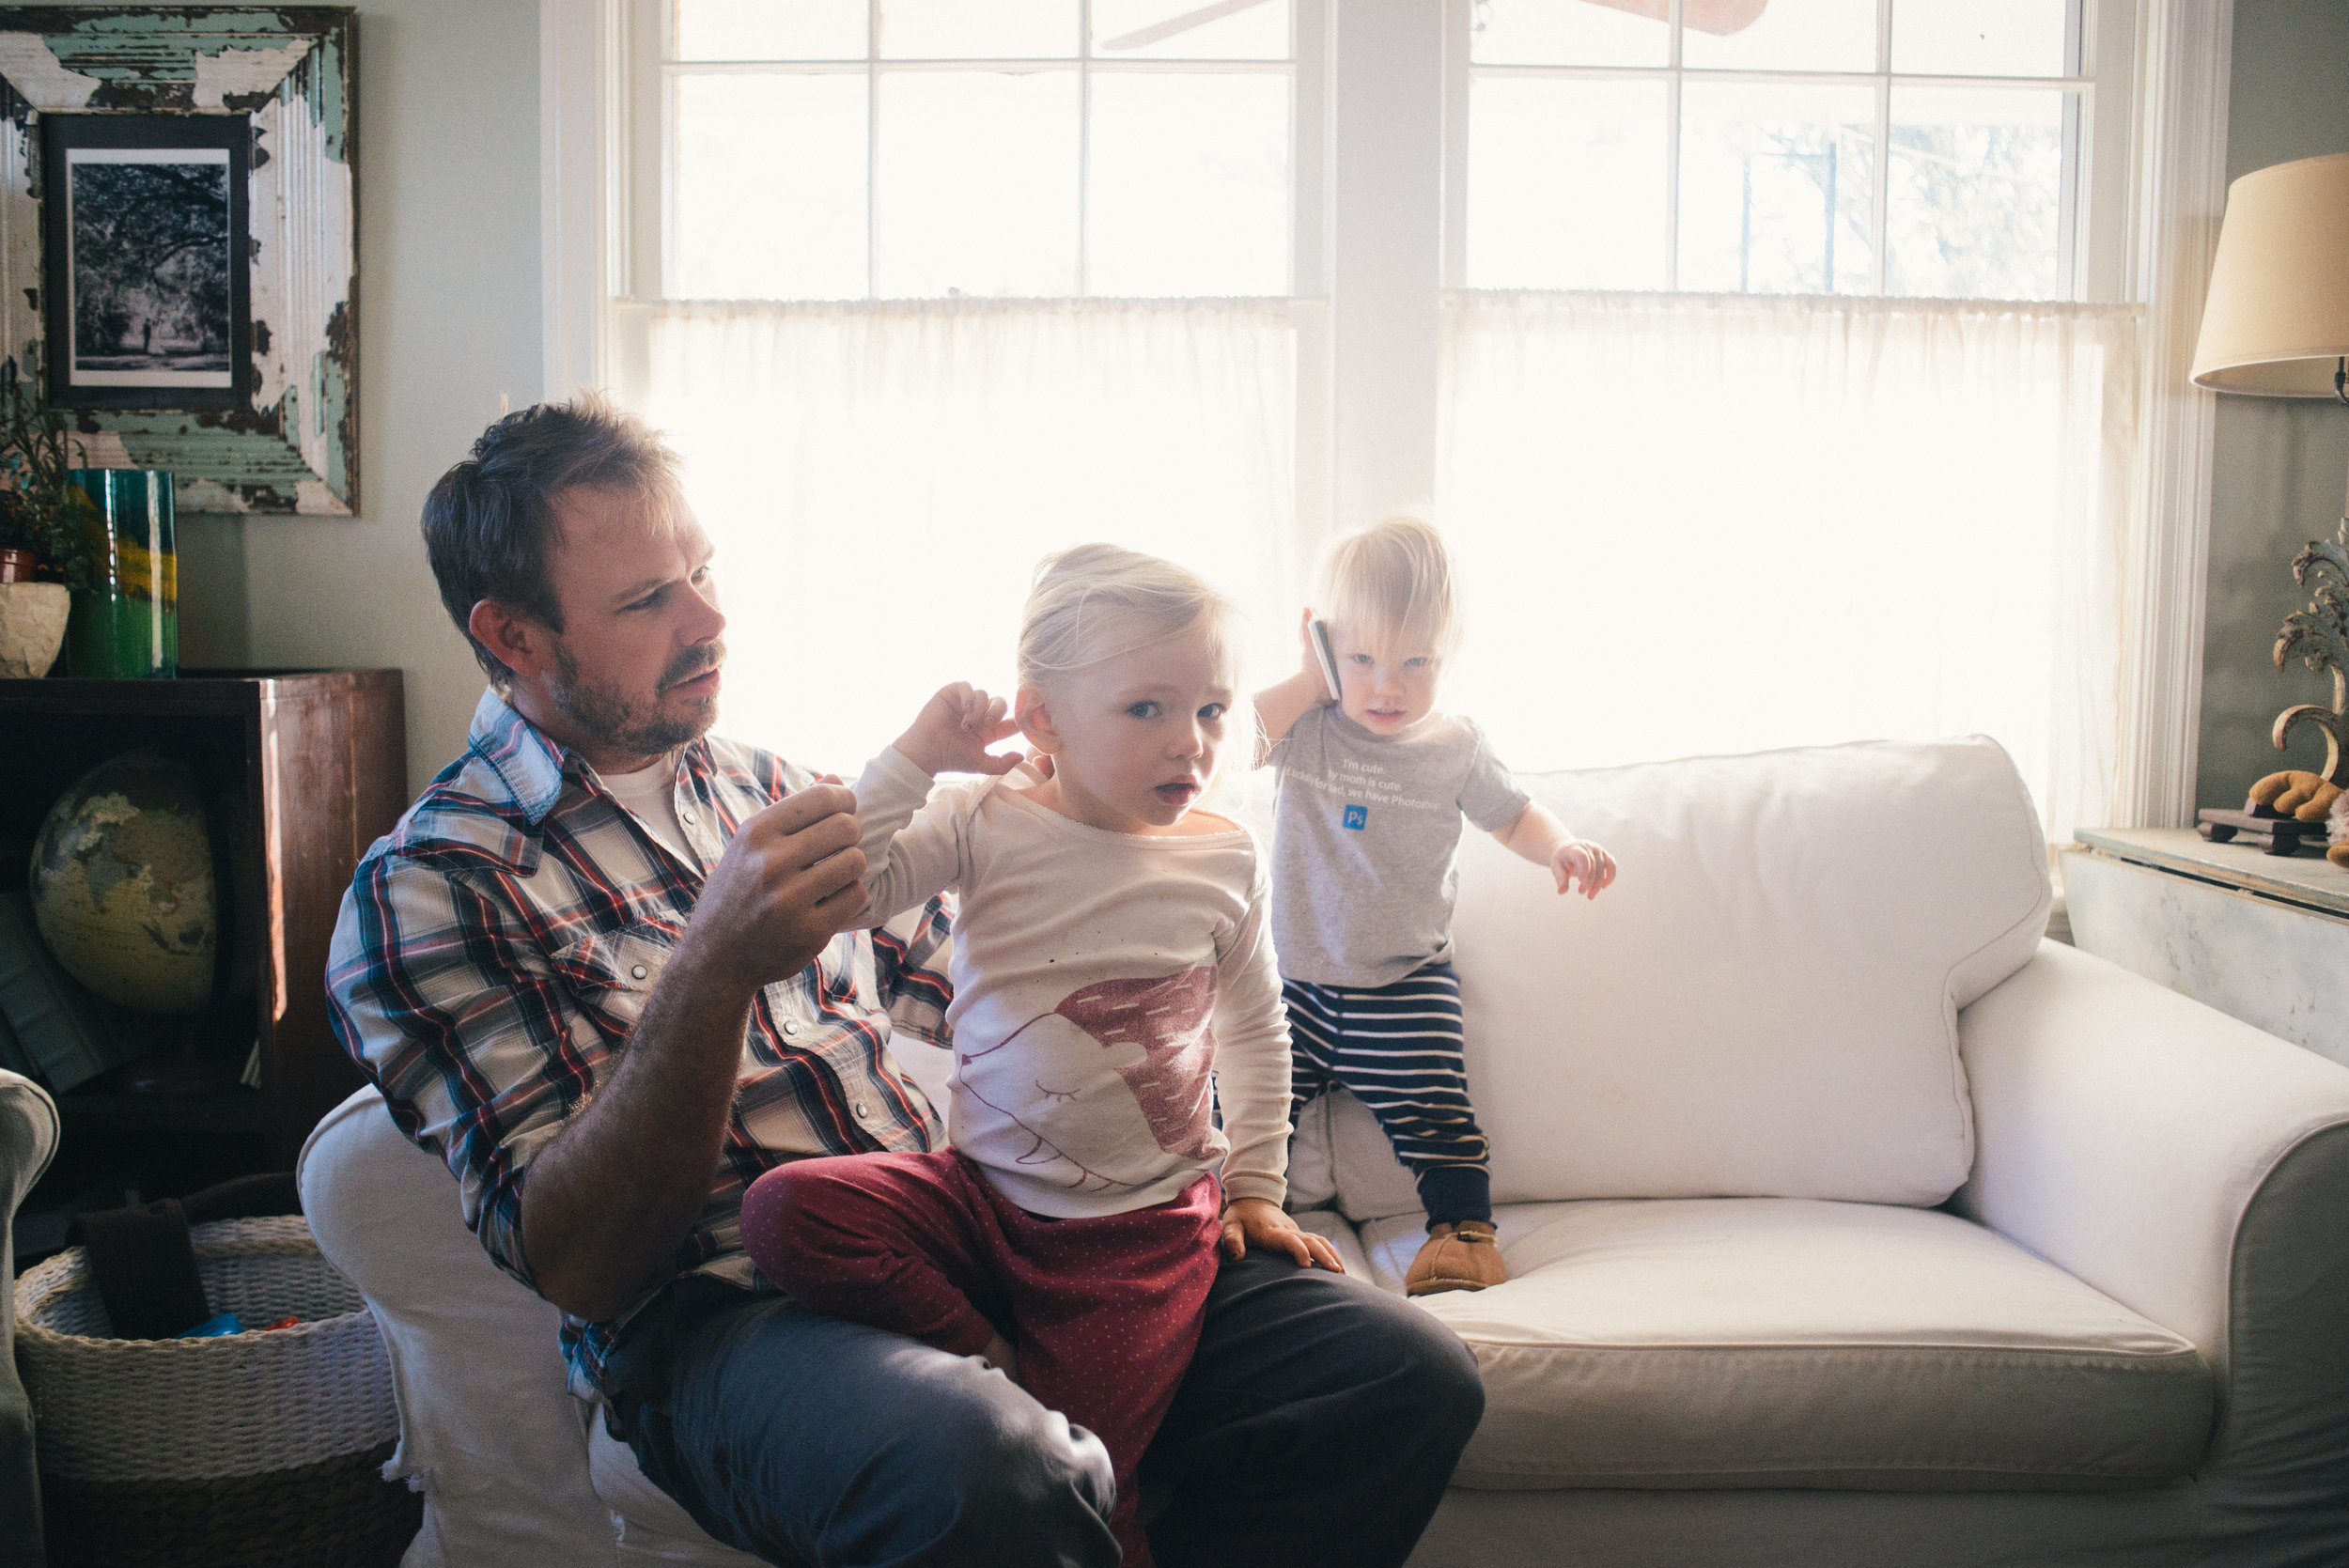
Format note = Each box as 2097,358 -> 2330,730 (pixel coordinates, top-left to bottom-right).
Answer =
1439,0 -> 2140,303
627,0 -> 1318,304
554,0 -> 2227,830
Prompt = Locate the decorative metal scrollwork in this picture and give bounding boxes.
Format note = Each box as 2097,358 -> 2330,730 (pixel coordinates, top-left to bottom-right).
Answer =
2274,518 -> 2349,786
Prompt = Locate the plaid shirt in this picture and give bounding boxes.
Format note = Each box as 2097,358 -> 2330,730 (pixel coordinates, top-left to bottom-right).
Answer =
326,689 -> 951,1393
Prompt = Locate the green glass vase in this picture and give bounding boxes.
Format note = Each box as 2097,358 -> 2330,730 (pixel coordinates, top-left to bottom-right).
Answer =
65,468 -> 178,679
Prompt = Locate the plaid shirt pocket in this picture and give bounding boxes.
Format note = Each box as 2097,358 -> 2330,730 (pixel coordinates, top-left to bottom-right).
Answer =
551,921 -> 684,1040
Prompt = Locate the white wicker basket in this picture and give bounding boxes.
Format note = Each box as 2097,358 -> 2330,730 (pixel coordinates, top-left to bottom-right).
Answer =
15,1214 -> 399,1483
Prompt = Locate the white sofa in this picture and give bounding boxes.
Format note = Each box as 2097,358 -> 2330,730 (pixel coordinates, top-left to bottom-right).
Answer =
298,737 -> 2349,1566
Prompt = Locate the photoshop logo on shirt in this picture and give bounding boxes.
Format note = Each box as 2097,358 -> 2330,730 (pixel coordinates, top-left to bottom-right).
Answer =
1343,803 -> 1369,831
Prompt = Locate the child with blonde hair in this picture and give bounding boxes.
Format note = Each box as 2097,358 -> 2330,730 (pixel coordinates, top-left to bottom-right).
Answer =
739,544 -> 1338,1568
1256,516 -> 1616,1296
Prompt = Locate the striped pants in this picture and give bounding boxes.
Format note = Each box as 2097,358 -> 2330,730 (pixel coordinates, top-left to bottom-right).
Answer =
1282,961 -> 1491,1226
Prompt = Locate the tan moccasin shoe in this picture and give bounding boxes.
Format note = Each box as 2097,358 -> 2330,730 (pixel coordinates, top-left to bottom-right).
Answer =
1404,1219 -> 1507,1296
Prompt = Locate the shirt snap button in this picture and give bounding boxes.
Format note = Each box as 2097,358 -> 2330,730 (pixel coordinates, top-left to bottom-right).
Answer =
853,1102 -> 872,1121
781,1019 -> 801,1037
630,964 -> 647,981
680,809 -> 697,825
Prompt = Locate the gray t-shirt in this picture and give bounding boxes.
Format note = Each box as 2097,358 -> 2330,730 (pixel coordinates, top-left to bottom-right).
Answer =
1268,706 -> 1532,988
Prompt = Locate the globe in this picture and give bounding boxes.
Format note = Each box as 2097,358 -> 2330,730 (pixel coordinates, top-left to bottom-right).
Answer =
29,750 -> 217,1016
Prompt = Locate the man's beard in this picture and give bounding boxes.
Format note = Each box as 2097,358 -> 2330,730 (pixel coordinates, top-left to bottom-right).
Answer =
550,638 -> 723,757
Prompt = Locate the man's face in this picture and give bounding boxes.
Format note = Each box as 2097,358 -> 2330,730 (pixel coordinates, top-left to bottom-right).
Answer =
537,484 -> 725,766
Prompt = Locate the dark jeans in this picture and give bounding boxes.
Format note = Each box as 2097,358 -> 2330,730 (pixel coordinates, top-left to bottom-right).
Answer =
603,1253 -> 1486,1568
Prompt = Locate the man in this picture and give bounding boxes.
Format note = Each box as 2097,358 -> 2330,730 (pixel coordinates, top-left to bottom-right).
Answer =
328,396 -> 1484,1567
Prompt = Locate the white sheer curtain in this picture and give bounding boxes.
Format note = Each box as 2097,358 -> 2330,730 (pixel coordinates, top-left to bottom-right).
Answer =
1437,291 -> 2141,844
630,299 -> 1299,773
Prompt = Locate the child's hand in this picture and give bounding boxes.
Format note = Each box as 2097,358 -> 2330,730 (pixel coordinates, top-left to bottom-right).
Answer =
980,1330 -> 1024,1389
1221,1196 -> 1346,1272
896,683 -> 1025,777
1552,840 -> 1616,900
1296,608 -> 1335,702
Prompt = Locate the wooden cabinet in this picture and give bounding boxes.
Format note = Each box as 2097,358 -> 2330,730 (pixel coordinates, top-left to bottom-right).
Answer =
0,670 -> 405,1172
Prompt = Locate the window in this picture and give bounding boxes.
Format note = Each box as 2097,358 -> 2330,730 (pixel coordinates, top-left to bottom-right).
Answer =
610,2 -> 1315,771
580,0 -> 2171,843
656,0 -> 1299,301
1426,0 -> 2144,845
1455,0 -> 2130,300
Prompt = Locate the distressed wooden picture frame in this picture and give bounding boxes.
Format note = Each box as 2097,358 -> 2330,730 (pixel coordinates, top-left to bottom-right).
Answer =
0,8 -> 356,514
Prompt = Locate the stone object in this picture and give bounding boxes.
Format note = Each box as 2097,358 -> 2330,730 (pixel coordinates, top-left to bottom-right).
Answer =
29,750 -> 217,1015
0,578 -> 68,678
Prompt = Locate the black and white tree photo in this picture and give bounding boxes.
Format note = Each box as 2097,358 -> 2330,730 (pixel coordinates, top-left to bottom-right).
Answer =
68,151 -> 232,383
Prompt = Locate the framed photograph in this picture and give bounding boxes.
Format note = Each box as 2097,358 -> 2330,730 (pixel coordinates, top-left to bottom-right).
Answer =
0,8 -> 356,514
42,114 -> 252,411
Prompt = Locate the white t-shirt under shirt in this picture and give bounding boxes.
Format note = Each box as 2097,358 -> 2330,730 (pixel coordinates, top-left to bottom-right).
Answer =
593,753 -> 694,865
852,747 -> 1291,1219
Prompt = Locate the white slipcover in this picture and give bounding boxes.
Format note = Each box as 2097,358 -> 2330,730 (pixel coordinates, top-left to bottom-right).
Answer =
294,737 -> 2349,1568
300,1092 -> 701,1566
1451,737 -> 2048,1206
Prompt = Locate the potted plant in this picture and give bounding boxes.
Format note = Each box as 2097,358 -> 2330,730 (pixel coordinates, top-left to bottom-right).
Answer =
0,357 -> 90,678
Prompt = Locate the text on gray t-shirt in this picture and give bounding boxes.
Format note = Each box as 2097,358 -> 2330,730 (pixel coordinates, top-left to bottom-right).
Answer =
1267,706 -> 1532,989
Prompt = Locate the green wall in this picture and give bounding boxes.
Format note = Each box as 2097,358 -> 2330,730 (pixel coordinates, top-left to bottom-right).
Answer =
176,0 -> 541,799
2197,0 -> 2349,812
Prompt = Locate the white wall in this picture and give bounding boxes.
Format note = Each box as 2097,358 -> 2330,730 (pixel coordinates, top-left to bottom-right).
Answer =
2195,0 -> 2349,810
178,0 -> 541,798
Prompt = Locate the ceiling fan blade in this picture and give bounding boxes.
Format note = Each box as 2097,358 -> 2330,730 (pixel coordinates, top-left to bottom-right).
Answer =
1099,0 -> 1278,53
1575,0 -> 1770,37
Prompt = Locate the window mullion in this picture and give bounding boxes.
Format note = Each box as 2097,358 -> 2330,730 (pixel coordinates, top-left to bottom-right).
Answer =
1329,0 -> 1443,527
1441,0 -> 1470,289
865,0 -> 879,300
1870,0 -> 1891,292
1078,0 -> 1092,298
1665,0 -> 1682,291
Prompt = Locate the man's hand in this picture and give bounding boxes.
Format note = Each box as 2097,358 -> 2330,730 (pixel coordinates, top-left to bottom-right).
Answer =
896,683 -> 1025,778
684,783 -> 868,992
1551,840 -> 1617,901
522,782 -> 874,1322
1221,1196 -> 1346,1272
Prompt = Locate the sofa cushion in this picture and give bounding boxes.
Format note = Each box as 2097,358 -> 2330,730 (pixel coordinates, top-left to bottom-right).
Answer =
299,1087 -> 620,1567
1449,737 -> 2048,1208
1286,1084 -> 1426,1222
1354,1198 -> 2211,1492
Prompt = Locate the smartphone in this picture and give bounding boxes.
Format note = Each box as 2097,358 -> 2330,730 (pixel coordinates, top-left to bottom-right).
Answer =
1307,618 -> 1344,703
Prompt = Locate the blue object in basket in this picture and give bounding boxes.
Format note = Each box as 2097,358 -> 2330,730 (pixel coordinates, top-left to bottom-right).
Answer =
180,1312 -> 244,1338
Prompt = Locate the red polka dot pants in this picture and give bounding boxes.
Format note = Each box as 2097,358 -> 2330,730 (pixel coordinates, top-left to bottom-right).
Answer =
739,1150 -> 1223,1568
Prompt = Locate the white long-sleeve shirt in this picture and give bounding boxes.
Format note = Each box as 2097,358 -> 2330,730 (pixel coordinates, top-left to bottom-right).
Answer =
853,748 -> 1291,1219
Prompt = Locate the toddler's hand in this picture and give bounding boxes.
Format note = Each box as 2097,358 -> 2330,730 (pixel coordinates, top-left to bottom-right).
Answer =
1296,608 -> 1335,701
1221,1196 -> 1346,1272
896,683 -> 1024,777
1552,840 -> 1616,901
979,1330 -> 1024,1389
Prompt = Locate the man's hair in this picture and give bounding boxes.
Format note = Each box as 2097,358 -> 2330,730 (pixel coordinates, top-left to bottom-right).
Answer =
1316,514 -> 1463,664
421,394 -> 686,684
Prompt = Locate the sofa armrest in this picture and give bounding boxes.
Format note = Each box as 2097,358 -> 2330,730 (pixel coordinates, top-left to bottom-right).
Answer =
1958,939 -> 2349,1365
1959,940 -> 2349,1547
2,1068 -> 60,1568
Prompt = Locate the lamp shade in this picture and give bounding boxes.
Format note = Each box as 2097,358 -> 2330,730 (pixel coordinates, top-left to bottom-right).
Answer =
2190,150 -> 2349,396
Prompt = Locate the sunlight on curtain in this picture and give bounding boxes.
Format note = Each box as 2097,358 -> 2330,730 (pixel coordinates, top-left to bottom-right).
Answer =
630,299 -> 1298,773
1437,291 -> 2140,844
